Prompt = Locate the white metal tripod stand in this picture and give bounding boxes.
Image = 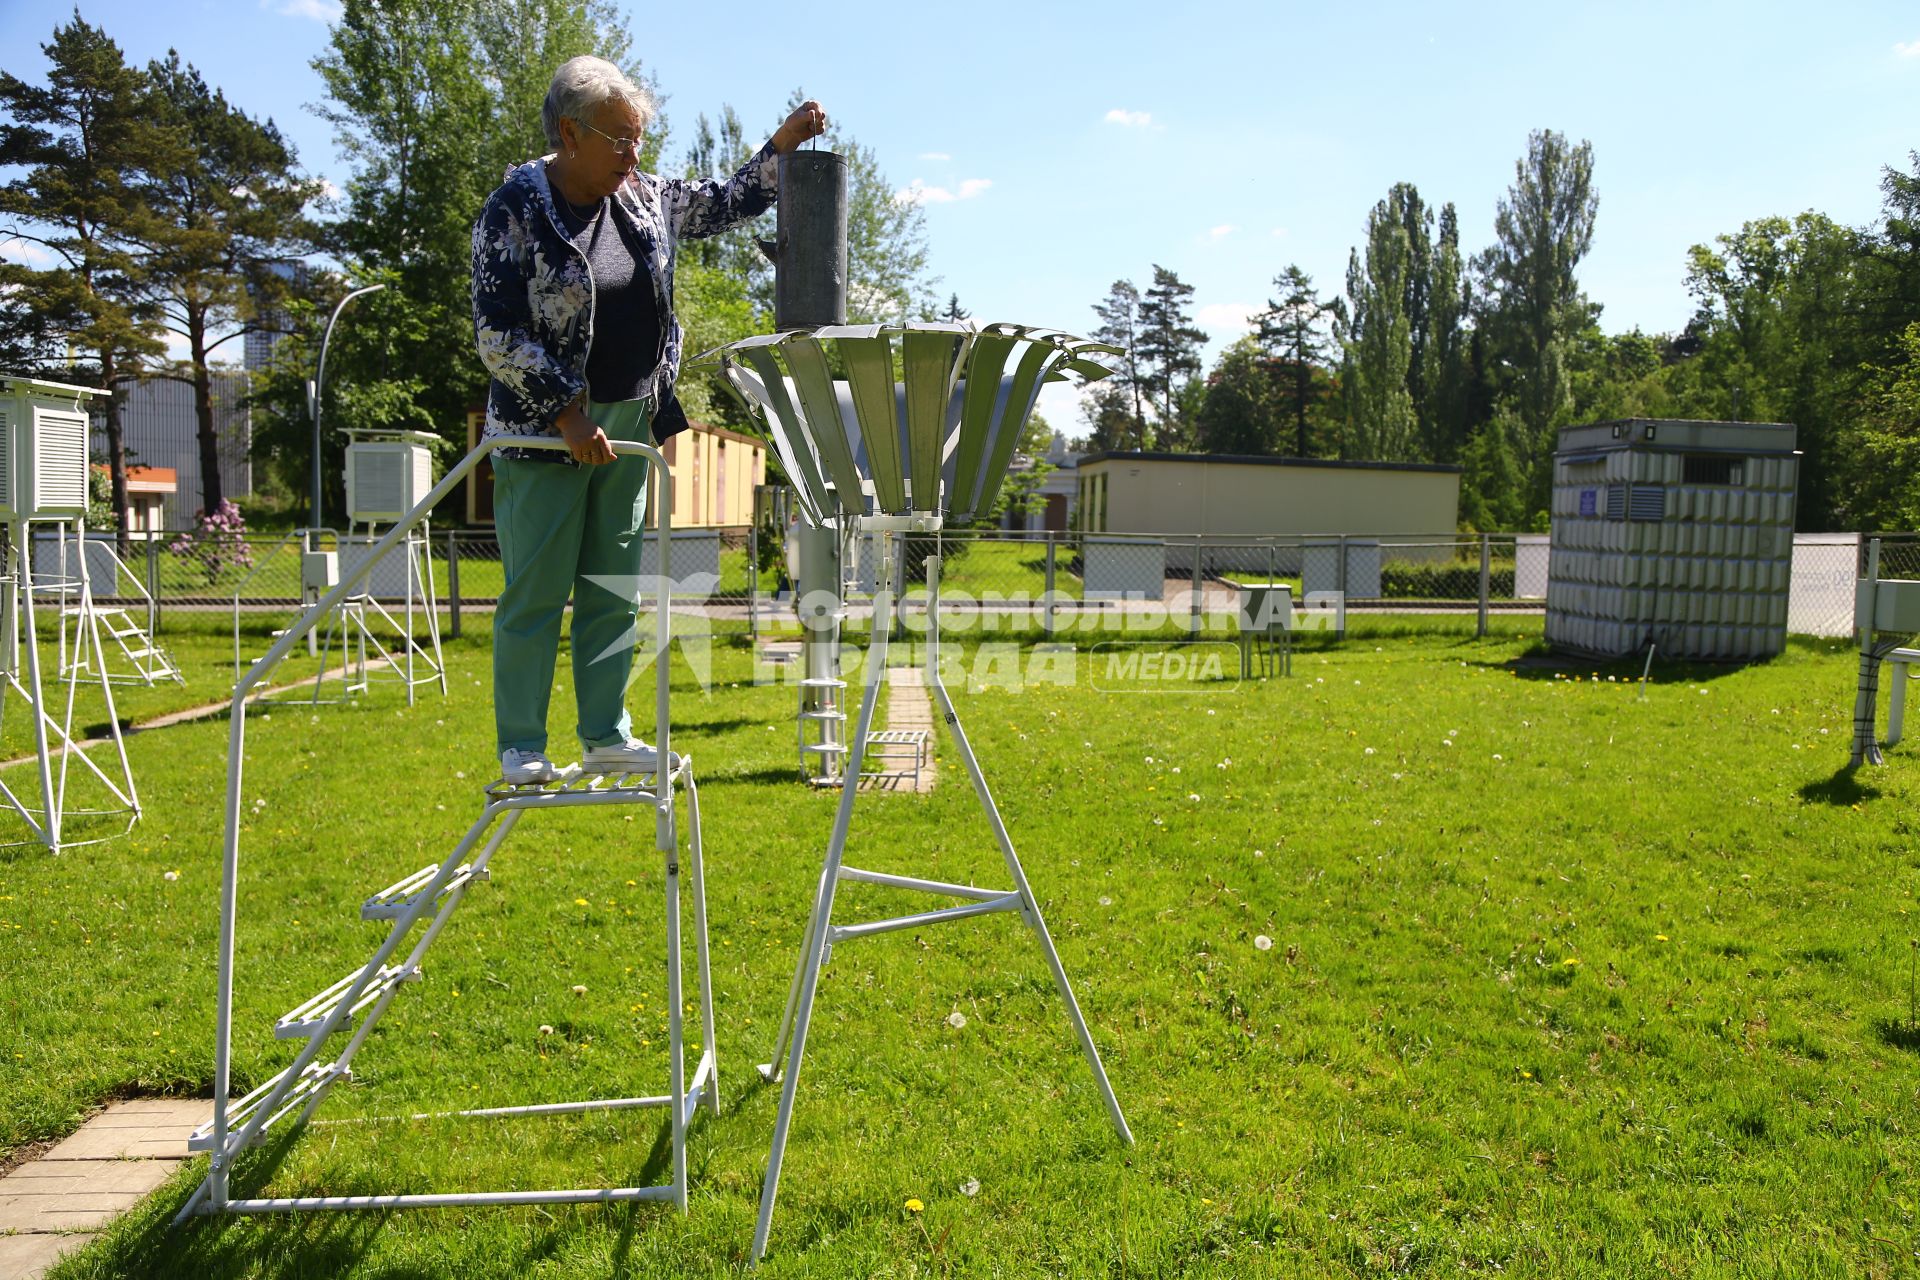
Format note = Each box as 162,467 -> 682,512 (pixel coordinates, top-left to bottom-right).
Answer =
0,518 -> 141,852
750,522 -> 1132,1262
177,436 -> 712,1222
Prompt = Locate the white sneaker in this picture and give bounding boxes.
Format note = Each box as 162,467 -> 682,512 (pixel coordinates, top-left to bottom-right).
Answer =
500,748 -> 558,785
581,737 -> 677,773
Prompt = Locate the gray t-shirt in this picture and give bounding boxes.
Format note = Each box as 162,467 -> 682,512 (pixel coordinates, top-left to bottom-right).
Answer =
555,195 -> 660,404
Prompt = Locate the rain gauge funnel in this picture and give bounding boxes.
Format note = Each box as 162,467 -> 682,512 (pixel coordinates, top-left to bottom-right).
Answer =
692,155 -> 1134,1263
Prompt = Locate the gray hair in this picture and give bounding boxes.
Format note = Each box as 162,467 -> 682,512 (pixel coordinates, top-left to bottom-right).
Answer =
541,56 -> 656,150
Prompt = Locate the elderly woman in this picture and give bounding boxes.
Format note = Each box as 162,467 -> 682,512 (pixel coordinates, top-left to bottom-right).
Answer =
473,56 -> 824,783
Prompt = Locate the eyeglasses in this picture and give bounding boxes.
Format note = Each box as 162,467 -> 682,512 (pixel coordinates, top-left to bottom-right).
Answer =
578,120 -> 642,155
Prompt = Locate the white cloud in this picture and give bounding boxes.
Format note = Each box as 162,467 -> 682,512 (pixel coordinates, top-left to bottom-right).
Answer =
266,0 -> 343,20
1104,108 -> 1152,128
1208,224 -> 1235,240
893,177 -> 992,206
1196,302 -> 1259,335
1270,226 -> 1290,238
0,237 -> 56,266
1897,39 -> 1920,57
919,151 -> 951,161
319,178 -> 343,200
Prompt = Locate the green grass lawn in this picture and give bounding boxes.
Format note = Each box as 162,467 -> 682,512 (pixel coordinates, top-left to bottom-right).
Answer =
2,623 -> 1917,1277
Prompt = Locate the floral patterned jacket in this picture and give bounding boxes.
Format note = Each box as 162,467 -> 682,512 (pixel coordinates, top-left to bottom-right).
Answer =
470,141 -> 779,456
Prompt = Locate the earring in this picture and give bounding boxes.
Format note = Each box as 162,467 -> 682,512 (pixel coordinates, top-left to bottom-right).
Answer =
569,149 -> 577,158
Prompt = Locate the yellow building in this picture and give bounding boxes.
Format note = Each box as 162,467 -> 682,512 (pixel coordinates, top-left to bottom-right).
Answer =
464,413 -> 766,529
1075,451 -> 1460,537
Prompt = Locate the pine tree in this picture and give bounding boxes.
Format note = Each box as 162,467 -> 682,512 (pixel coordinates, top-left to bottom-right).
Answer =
0,15 -> 170,544
1136,264 -> 1207,434
1090,279 -> 1148,446
144,51 -> 319,514
1258,264 -> 1333,457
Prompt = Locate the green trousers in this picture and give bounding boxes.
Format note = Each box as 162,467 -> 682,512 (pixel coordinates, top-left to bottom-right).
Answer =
492,400 -> 651,755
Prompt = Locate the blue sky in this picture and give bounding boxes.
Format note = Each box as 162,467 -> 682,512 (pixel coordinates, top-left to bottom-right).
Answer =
3,0 -> 1916,429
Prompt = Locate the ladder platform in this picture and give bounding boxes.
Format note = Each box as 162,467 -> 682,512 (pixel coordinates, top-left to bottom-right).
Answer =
362,862 -> 489,921
275,964 -> 418,1040
188,1061 -> 346,1152
482,755 -> 687,799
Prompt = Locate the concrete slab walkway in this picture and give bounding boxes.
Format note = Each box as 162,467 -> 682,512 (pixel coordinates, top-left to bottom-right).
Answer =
0,1099 -> 207,1279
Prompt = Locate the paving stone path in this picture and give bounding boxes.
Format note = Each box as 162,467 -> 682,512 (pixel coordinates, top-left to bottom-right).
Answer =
0,1099 -> 208,1279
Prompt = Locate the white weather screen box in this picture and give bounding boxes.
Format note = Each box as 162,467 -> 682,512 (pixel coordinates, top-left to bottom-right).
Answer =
344,430 -> 437,523
1546,418 -> 1799,661
0,376 -> 96,521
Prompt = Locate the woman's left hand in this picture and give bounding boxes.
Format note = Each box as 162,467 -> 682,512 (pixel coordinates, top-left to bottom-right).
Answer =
771,100 -> 828,154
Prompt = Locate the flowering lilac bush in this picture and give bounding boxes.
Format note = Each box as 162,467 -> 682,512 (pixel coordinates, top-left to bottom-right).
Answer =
168,499 -> 255,585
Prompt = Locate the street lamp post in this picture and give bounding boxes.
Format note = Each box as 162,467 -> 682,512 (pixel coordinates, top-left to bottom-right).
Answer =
309,283 -> 387,528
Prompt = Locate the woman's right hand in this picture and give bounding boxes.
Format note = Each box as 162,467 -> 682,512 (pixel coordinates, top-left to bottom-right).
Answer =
556,402 -> 616,465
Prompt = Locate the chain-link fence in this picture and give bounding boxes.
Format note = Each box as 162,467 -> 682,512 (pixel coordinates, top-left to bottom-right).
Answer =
51,525 -> 1920,640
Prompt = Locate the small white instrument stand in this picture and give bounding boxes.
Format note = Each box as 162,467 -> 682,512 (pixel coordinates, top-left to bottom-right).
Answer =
750,520 -> 1132,1262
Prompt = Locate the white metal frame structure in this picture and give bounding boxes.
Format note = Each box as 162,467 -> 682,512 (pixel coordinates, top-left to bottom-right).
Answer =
335,520 -> 446,707
229,526 -> 445,709
177,436 -> 713,1223
699,321 -> 1134,1262
0,518 -> 142,853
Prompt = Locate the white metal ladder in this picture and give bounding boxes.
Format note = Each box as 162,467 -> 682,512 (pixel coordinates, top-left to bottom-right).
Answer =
181,435 -> 690,1222
72,604 -> 182,686
175,761 -> 714,1219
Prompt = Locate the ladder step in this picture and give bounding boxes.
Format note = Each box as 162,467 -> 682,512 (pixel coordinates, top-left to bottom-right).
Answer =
362,862 -> 488,921
797,710 -> 846,722
274,963 -> 417,1040
797,677 -> 846,689
187,1061 -> 345,1153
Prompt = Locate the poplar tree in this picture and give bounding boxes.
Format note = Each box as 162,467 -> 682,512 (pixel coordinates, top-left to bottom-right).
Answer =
1476,128 -> 1598,502
1424,204 -> 1470,461
1339,200 -> 1416,460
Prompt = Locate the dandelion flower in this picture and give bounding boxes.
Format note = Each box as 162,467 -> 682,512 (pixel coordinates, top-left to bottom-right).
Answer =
1562,957 -> 1580,967
960,1177 -> 980,1197
1099,895 -> 1112,906
163,870 -> 179,882
1492,754 -> 1503,761
1254,935 -> 1273,951
572,984 -> 588,995
1442,740 -> 1453,748
905,1198 -> 923,1213
1655,933 -> 1669,942
575,898 -> 589,906
1364,747 -> 1376,756
539,1024 -> 554,1035
1188,793 -> 1201,802
946,1011 -> 967,1029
